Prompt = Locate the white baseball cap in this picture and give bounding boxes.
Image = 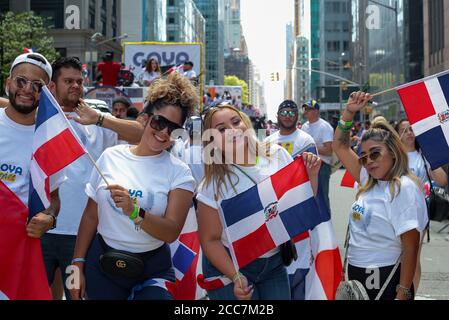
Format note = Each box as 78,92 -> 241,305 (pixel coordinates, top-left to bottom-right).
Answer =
10,52 -> 52,82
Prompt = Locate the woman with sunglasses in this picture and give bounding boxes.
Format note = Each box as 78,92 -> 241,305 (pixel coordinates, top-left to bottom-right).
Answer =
333,92 -> 428,300
196,103 -> 321,300
71,73 -> 198,300
395,119 -> 447,291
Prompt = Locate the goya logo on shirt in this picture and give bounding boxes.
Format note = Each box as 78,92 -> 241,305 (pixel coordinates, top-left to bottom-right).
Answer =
351,203 -> 365,221
129,189 -> 144,205
0,163 -> 23,183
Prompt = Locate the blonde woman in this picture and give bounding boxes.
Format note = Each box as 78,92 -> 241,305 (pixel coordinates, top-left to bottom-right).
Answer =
333,92 -> 428,300
196,104 -> 321,300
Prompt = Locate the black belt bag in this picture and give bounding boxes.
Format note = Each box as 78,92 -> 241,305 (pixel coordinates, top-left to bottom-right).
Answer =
98,235 -> 145,279
280,240 -> 298,266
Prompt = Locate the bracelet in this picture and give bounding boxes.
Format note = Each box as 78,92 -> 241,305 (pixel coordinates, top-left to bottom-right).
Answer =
71,258 -> 86,264
129,204 -> 139,221
232,271 -> 243,283
96,113 -> 105,127
339,118 -> 353,128
338,123 -> 353,133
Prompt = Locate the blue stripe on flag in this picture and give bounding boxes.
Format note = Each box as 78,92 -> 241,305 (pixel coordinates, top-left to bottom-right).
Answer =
289,268 -> 309,300
417,126 -> 449,170
35,90 -> 58,130
438,73 -> 449,104
221,185 -> 264,227
172,243 -> 196,274
28,179 -> 46,219
280,197 -> 322,238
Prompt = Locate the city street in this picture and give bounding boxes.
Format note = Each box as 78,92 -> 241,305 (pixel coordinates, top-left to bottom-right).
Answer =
330,169 -> 449,300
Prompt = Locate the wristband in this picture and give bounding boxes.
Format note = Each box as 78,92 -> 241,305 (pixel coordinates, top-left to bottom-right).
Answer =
339,118 -> 353,129
71,258 -> 86,264
96,113 -> 105,127
129,204 -> 139,221
138,207 -> 146,219
338,123 -> 352,133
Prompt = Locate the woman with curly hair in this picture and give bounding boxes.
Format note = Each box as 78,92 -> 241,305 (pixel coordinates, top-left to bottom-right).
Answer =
70,73 -> 199,300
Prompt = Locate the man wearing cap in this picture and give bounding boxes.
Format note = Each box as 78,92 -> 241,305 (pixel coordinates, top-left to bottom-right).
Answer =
41,56 -> 143,300
301,100 -> 334,211
265,100 -> 317,159
0,52 -> 63,239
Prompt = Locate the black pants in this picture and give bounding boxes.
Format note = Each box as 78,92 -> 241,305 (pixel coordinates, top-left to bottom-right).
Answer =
348,264 -> 415,300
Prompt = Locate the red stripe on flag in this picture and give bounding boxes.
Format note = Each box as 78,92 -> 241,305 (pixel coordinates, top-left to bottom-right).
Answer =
232,224 -> 276,268
340,170 -> 356,188
34,128 -> 85,176
397,82 -> 436,125
314,249 -> 343,300
270,158 -> 309,200
293,231 -> 309,243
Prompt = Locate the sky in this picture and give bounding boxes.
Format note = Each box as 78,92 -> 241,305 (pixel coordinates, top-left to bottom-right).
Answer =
240,0 -> 294,121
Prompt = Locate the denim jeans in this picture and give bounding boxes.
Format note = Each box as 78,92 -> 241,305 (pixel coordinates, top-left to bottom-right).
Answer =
203,251 -> 291,300
41,233 -> 77,300
84,234 -> 175,300
318,162 -> 331,213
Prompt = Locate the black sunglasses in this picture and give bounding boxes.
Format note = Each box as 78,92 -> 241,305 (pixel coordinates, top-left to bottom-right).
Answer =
149,113 -> 183,134
358,148 -> 383,166
12,75 -> 45,93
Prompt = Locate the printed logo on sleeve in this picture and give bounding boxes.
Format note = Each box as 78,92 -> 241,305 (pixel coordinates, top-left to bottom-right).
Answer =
351,203 -> 365,221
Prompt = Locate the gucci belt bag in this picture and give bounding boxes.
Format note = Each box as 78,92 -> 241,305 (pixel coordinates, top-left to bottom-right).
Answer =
98,235 -> 145,279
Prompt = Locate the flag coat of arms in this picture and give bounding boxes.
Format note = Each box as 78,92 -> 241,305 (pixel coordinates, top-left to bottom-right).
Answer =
397,70 -> 449,169
219,158 -> 324,269
28,86 -> 86,218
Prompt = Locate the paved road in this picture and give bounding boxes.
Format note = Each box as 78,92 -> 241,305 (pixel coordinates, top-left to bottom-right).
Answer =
329,169 -> 449,300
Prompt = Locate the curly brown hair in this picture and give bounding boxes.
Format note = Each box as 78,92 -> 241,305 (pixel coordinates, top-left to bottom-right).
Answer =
145,72 -> 199,124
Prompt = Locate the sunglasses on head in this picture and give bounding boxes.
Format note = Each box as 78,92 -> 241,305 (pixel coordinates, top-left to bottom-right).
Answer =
12,75 -> 45,93
148,113 -> 183,134
358,148 -> 383,166
279,109 -> 298,118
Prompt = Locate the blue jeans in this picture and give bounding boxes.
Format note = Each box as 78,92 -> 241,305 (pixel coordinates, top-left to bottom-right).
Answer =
85,234 -> 175,300
41,233 -> 77,300
203,251 -> 290,300
318,162 -> 331,213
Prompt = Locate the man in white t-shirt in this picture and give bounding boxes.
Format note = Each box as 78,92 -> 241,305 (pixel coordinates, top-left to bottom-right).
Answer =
183,61 -> 197,80
301,100 -> 334,212
41,56 -> 145,300
0,53 -> 63,237
265,100 -> 317,159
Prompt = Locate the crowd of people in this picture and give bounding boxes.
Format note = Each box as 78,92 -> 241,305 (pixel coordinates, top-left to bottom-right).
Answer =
1,50 -> 448,301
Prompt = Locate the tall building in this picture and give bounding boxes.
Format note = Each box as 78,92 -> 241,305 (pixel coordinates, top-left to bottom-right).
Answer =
351,0 -> 423,119
310,0 -> 320,98
424,0 -> 449,76
224,0 -> 242,55
0,0 -> 124,73
167,0 -> 205,44
285,22 -> 295,100
121,0 -> 167,42
294,36 -> 310,104
194,0 -> 225,85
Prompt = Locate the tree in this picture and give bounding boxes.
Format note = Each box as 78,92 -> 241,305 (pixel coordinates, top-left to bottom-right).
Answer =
0,11 -> 59,95
224,75 -> 249,105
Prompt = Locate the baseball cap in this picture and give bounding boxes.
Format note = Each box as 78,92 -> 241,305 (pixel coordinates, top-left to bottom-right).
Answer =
10,52 -> 52,82
112,96 -> 132,108
278,100 -> 298,112
302,99 -> 320,110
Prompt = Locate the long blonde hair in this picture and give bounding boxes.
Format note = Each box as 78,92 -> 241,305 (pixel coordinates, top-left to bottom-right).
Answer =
202,105 -> 271,200
356,117 -> 420,200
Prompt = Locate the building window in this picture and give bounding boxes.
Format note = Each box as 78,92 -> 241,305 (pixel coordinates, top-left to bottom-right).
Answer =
429,0 -> 445,66
168,0 -> 175,6
89,0 -> 96,30
30,0 -> 64,29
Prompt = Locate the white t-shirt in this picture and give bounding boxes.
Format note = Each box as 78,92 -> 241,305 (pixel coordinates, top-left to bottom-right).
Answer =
49,113 -> 118,236
184,70 -> 197,79
143,71 -> 160,84
408,150 -> 430,187
85,145 -> 195,253
183,144 -> 205,186
196,145 -> 293,257
301,118 -> 334,165
348,168 -> 428,268
0,108 -> 65,206
264,129 -> 317,159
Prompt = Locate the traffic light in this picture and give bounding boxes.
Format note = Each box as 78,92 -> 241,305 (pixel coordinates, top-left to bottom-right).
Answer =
270,72 -> 280,82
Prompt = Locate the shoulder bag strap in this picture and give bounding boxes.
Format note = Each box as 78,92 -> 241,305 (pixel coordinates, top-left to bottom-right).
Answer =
374,253 -> 402,300
341,225 -> 350,282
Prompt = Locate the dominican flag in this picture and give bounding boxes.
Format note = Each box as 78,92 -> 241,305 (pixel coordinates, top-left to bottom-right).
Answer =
397,70 -> 449,169
28,87 -> 87,219
0,181 -> 51,300
219,158 -> 323,269
287,186 -> 342,300
340,170 -> 357,189
166,64 -> 184,75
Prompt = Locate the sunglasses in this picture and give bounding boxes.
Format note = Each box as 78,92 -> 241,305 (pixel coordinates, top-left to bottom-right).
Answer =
149,113 -> 183,135
279,110 -> 298,118
12,75 -> 45,93
358,148 -> 383,166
